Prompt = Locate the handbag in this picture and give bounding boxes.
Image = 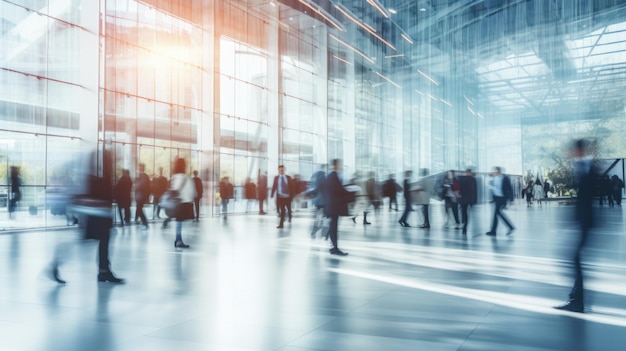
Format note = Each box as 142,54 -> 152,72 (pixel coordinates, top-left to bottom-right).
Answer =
159,177 -> 188,212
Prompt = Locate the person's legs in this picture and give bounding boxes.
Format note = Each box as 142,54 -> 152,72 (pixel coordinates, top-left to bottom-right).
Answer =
328,215 -> 338,249
137,200 -> 147,226
422,205 -> 430,226
490,199 -> 500,233
194,198 -> 200,219
461,204 -> 469,232
123,205 -> 130,223
277,198 -> 286,227
287,199 -> 293,221
399,202 -> 411,225
175,221 -> 183,242
451,202 -> 460,225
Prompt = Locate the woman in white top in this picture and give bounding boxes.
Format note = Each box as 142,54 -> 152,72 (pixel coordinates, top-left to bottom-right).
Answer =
170,158 -> 196,248
533,179 -> 545,207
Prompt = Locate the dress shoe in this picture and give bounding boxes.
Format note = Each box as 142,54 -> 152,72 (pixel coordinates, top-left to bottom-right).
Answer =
486,231 -> 496,236
462,228 -> 467,235
330,248 -> 348,256
48,266 -> 66,284
174,240 -> 190,248
277,225 -> 284,229
419,224 -> 430,229
363,221 -> 371,225
352,217 -> 357,224
554,300 -> 584,313
506,227 -> 516,235
398,220 -> 407,227
97,271 -> 125,283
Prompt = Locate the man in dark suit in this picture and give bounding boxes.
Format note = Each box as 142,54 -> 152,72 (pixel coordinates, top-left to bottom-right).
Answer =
399,170 -> 413,227
271,165 -> 292,229
458,169 -> 478,235
151,167 -> 168,219
325,159 -> 352,256
135,163 -> 150,229
486,166 -> 515,236
192,170 -> 203,221
114,169 -> 132,226
555,139 -> 597,313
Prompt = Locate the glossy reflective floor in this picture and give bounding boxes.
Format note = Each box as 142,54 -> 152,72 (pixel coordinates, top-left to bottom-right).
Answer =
1,200 -> 626,351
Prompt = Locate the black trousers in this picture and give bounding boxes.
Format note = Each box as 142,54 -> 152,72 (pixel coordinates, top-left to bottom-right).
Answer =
570,226 -> 590,302
118,204 -> 130,225
444,197 -> 460,224
327,215 -> 339,249
389,196 -> 398,210
490,196 -> 513,233
135,200 -> 148,225
460,204 -> 470,231
193,197 -> 201,219
421,204 -> 430,225
400,200 -> 412,224
276,197 -> 289,225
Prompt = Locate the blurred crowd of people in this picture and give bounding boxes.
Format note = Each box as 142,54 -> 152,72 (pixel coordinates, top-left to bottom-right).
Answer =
1,138 -> 617,314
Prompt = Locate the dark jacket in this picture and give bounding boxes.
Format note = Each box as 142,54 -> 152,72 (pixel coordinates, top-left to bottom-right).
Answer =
503,175 -> 514,202
325,171 -> 353,216
114,174 -> 132,207
574,160 -> 597,229
219,181 -> 234,200
271,175 -> 293,199
135,173 -> 151,202
403,179 -> 411,201
457,175 -> 478,205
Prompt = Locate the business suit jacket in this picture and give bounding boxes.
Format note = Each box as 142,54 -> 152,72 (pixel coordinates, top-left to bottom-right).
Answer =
458,175 -> 478,205
325,171 -> 353,217
271,175 -> 293,199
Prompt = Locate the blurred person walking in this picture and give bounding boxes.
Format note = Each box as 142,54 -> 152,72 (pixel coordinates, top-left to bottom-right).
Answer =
441,170 -> 461,229
192,170 -> 203,220
611,175 -> 623,206
219,176 -> 234,220
524,180 -> 534,207
383,174 -> 400,211
349,172 -> 370,225
555,139 -> 597,313
257,171 -> 268,215
48,148 -> 124,284
134,163 -> 150,229
533,179 -> 545,207
271,165 -> 292,229
151,167 -> 168,219
244,177 -> 257,213
325,159 -> 353,256
486,166 -> 515,236
458,169 -> 477,235
114,169 -> 132,226
306,164 -> 327,238
170,158 -> 195,248
414,169 -> 433,229
398,170 -> 413,227
8,166 -> 21,219
366,171 -> 381,216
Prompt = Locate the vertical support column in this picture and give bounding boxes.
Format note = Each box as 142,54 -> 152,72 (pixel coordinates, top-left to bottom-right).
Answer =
267,5 -> 280,174
343,35 -> 356,174
313,25 -> 328,165
202,0 -> 217,216
80,0 -> 102,175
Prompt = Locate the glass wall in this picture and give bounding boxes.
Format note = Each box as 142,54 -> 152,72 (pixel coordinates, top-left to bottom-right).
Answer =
3,0 -> 626,227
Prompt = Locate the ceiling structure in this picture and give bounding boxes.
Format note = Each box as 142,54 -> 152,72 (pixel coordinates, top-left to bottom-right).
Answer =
266,0 -> 626,123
